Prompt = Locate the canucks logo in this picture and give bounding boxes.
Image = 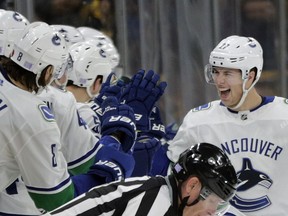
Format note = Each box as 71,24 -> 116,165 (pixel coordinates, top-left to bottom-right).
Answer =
192,103 -> 211,112
230,158 -> 273,212
13,12 -> 23,22
52,34 -> 61,46
99,49 -> 107,58
38,104 -> 55,122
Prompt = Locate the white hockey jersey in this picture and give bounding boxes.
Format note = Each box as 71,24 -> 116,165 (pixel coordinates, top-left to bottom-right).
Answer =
168,96 -> 288,216
0,72 -> 74,212
38,86 -> 99,168
76,101 -> 101,139
0,85 -> 100,215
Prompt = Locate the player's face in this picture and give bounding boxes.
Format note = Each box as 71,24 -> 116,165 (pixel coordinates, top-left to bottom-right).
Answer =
212,67 -> 243,108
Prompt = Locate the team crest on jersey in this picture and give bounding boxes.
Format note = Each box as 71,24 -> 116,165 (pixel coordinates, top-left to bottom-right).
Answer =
38,104 -> 55,122
230,158 -> 272,212
192,103 -> 211,112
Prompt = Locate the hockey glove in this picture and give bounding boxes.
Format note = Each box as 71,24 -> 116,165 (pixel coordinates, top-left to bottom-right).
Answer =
148,106 -> 166,139
89,140 -> 135,183
120,69 -> 167,131
131,136 -> 161,177
150,143 -> 171,176
165,122 -> 179,141
94,72 -> 125,106
92,73 -> 124,118
101,96 -> 137,153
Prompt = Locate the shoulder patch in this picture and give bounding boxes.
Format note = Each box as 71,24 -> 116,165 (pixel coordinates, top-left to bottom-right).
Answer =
38,104 -> 55,122
192,103 -> 211,112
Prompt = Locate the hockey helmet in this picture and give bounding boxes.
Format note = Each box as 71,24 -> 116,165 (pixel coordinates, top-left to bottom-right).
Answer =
11,21 -> 69,84
172,143 -> 237,202
68,40 -> 112,97
205,35 -> 263,86
0,10 -> 30,57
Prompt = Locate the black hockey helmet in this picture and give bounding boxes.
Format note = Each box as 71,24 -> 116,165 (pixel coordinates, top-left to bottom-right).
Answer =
172,143 -> 237,201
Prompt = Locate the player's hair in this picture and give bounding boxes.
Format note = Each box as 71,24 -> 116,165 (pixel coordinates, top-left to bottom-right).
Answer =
2,57 -> 50,92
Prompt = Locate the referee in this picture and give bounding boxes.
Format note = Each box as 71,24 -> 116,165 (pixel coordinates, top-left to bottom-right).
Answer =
45,143 -> 237,216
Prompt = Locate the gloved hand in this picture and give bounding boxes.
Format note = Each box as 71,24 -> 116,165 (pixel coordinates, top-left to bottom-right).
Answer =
131,136 -> 161,177
120,69 -> 167,132
92,73 -> 125,119
101,96 -> 137,153
89,137 -> 135,183
94,72 -> 125,106
164,122 -> 179,141
150,143 -> 171,176
148,106 -> 166,139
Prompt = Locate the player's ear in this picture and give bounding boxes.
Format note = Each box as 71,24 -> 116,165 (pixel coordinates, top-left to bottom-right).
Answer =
185,176 -> 201,197
91,76 -> 102,93
38,65 -> 54,86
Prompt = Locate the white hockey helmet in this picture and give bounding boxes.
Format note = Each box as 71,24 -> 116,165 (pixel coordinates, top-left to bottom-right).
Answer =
68,40 -> 112,97
0,10 -> 30,57
205,35 -> 263,110
51,25 -> 84,47
77,26 -> 113,44
205,35 -> 263,84
77,26 -> 120,68
11,21 -> 69,89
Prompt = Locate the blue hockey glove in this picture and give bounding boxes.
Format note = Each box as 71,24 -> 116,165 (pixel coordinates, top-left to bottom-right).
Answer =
150,143 -> 171,176
89,141 -> 135,183
92,73 -> 125,119
101,96 -> 137,153
120,69 -> 167,131
148,106 -> 166,139
131,136 -> 161,177
165,122 -> 179,141
94,72 -> 125,106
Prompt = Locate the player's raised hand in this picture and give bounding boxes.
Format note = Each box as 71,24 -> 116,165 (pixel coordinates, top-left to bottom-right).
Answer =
101,96 -> 137,153
94,72 -> 125,106
120,69 -> 167,132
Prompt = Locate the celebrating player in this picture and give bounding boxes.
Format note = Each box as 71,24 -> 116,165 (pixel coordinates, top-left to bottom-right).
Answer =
158,35 -> 288,215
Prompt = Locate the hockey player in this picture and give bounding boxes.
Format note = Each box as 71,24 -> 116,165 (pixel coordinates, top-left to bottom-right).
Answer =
65,39 -> 115,138
45,143 -> 237,216
0,21 -> 136,213
76,27 -> 168,177
161,36 -> 288,215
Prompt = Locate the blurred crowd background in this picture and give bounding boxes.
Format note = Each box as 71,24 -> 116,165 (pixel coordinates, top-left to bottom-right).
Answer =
1,0 -> 286,125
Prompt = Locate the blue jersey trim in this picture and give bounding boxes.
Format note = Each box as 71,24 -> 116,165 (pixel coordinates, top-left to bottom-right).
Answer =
26,177 -> 71,192
221,96 -> 275,113
67,141 -> 101,167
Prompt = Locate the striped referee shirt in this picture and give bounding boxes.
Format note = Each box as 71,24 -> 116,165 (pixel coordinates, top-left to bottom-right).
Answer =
46,175 -> 179,216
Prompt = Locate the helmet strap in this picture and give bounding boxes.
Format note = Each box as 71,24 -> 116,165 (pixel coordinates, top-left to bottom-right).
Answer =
54,78 -> 68,90
229,77 -> 257,110
177,181 -> 200,215
34,72 -> 46,95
